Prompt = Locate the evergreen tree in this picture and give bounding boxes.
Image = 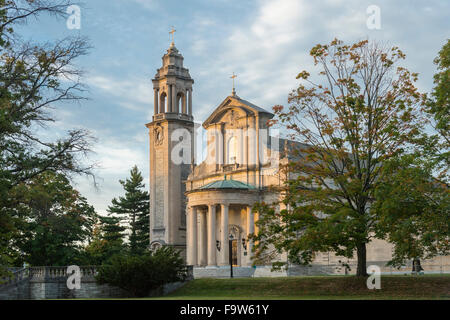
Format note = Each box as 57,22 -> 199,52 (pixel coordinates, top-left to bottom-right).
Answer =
108,166 -> 150,255
100,215 -> 126,244
83,215 -> 126,264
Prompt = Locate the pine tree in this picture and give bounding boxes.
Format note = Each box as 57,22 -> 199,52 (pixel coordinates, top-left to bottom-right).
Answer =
108,166 -> 150,255
100,215 -> 126,244
82,215 -> 126,265
100,214 -> 126,260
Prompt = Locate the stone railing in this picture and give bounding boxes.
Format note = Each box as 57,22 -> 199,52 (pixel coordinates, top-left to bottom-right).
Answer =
0,266 -> 99,285
27,266 -> 98,282
3,265 -> 191,283
0,266 -> 122,300
0,268 -> 30,287
153,113 -> 193,122
1,265 -> 193,299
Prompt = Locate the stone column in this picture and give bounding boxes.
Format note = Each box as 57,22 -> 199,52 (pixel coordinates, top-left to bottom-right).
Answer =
188,89 -> 192,116
187,207 -> 198,266
219,203 -> 229,266
168,85 -> 173,112
198,210 -> 207,266
207,204 -> 217,266
246,206 -> 254,266
154,88 -> 159,115
172,84 -> 177,113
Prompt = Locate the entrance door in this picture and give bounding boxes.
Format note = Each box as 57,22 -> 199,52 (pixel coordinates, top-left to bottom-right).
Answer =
231,240 -> 238,266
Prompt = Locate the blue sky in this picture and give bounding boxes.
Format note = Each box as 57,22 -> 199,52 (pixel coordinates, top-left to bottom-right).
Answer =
17,0 -> 449,214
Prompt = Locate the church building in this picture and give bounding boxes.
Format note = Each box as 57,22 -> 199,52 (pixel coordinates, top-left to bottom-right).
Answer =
146,39 -> 448,277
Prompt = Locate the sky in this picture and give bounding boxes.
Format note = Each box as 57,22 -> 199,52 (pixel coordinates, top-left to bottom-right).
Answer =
16,0 -> 449,215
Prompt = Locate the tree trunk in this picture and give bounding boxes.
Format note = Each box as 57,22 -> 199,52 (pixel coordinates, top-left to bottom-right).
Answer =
356,242 -> 368,276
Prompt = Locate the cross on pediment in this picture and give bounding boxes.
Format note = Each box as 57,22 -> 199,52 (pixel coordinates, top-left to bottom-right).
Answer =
230,72 -> 237,96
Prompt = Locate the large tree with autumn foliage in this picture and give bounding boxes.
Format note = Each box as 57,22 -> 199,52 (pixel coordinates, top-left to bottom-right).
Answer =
252,39 -> 448,276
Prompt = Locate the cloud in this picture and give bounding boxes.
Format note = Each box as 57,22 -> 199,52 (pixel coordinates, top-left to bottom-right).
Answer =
211,0 -> 317,107
127,0 -> 159,11
74,136 -> 149,216
29,0 -> 448,216
194,0 -> 447,113
87,75 -> 153,113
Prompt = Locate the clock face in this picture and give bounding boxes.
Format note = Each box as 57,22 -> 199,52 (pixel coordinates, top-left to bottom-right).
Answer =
154,127 -> 164,145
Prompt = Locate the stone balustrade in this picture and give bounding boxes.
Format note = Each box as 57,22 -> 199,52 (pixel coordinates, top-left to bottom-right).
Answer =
0,265 -> 193,300
1,268 -> 29,286
24,266 -> 98,282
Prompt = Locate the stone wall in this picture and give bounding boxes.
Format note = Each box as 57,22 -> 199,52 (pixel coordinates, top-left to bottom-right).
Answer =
193,260 -> 450,278
192,265 -> 345,278
0,266 -> 193,300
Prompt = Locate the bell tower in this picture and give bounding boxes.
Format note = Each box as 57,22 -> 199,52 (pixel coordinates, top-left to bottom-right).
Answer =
146,37 -> 194,253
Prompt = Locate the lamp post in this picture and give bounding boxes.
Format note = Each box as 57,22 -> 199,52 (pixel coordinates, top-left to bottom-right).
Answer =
229,234 -> 234,278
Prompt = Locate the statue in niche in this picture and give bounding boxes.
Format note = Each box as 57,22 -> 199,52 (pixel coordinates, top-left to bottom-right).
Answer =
154,126 -> 164,146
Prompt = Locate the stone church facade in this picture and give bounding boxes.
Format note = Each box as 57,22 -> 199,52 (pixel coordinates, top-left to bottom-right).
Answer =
146,42 -> 449,276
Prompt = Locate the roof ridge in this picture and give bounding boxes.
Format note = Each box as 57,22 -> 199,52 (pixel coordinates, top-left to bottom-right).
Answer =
198,177 -> 257,190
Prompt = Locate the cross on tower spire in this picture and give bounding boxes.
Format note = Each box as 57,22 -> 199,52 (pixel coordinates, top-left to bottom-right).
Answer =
169,26 -> 176,46
230,72 -> 237,96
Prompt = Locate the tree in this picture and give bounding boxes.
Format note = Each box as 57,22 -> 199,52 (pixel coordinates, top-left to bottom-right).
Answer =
0,1 -> 93,189
0,1 -> 93,275
370,39 -> 450,265
424,39 -> 449,182
7,172 -> 98,266
252,39 -> 428,276
107,166 -> 150,255
83,214 -> 126,265
428,39 -> 449,145
96,246 -> 187,297
372,155 -> 449,266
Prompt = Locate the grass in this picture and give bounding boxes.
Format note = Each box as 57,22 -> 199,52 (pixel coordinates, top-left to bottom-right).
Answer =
149,274 -> 450,300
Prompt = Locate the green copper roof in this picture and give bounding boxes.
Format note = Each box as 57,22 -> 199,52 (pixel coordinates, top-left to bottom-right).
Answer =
199,178 -> 257,190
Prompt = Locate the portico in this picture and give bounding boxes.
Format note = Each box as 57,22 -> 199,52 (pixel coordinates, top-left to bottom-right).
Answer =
186,179 -> 258,267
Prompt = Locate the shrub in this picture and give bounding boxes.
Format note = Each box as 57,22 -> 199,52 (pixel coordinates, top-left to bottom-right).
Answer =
95,246 -> 187,297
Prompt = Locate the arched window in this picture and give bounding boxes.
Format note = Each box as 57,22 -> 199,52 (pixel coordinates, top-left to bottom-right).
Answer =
159,92 -> 166,113
176,92 -> 186,114
227,136 -> 238,164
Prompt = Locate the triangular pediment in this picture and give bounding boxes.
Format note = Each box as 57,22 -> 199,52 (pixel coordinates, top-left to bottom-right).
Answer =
202,95 -> 273,128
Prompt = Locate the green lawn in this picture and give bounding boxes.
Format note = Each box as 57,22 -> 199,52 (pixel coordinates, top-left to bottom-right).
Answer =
151,275 -> 450,300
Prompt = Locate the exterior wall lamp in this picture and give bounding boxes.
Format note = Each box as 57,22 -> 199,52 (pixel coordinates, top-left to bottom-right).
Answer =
216,240 -> 221,252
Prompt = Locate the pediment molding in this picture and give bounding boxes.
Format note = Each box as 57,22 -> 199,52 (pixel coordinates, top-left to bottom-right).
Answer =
203,95 -> 273,129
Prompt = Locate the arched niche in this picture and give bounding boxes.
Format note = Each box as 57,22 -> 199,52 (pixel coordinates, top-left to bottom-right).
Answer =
159,91 -> 167,113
